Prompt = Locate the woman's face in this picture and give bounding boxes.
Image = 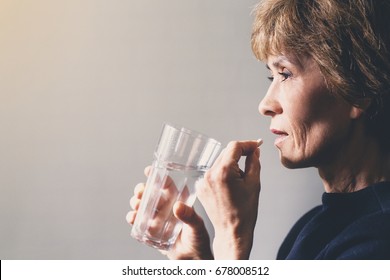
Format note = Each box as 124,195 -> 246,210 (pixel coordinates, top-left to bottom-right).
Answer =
259,54 -> 357,168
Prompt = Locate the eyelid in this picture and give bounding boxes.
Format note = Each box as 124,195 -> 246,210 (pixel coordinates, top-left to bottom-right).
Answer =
266,65 -> 292,82
267,71 -> 291,82
279,69 -> 292,81
278,72 -> 289,81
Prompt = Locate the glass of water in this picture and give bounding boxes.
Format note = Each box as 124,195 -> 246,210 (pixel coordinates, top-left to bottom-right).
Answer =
131,123 -> 221,250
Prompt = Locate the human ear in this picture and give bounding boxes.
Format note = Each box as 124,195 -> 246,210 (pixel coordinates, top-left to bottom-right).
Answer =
349,99 -> 371,119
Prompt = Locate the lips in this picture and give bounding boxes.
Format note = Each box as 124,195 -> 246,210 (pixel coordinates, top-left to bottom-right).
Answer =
271,128 -> 289,146
271,129 -> 288,136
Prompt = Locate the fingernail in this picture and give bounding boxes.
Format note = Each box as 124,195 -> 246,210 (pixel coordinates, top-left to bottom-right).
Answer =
257,139 -> 263,147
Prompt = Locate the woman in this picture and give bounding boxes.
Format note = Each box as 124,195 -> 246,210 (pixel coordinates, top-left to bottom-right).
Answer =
126,0 -> 390,259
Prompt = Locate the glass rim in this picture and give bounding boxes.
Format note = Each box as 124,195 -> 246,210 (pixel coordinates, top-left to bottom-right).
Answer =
162,122 -> 221,146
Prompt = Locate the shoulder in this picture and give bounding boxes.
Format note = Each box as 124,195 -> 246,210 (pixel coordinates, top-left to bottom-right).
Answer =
321,211 -> 390,259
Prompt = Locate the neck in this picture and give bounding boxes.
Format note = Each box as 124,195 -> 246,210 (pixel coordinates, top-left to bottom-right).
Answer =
318,135 -> 390,193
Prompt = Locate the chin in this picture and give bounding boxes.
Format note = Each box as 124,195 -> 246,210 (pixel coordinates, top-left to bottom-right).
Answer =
279,153 -> 314,169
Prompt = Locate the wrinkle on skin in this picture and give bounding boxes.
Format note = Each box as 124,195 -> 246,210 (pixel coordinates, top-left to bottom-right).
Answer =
259,52 -> 386,192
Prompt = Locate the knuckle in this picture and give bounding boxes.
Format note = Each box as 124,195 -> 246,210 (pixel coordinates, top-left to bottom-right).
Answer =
134,183 -> 145,195
126,211 -> 136,224
204,170 -> 213,184
130,196 -> 140,209
227,140 -> 240,150
205,165 -> 230,185
218,165 -> 231,181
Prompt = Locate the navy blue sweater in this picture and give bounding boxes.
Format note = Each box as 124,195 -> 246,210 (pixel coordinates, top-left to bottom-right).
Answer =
277,182 -> 390,259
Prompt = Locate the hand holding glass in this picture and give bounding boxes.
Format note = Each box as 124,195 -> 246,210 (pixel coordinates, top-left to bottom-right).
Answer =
131,123 -> 221,250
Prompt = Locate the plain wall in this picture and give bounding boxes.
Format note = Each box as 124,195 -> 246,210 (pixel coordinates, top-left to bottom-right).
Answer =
0,0 -> 323,259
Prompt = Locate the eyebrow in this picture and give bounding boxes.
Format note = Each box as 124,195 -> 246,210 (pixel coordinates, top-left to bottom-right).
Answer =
266,56 -> 290,70
266,55 -> 305,70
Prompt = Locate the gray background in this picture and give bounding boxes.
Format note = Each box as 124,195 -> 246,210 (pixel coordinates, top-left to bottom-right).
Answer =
0,0 -> 322,259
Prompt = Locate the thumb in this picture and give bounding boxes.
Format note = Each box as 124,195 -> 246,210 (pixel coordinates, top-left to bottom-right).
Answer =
173,201 -> 203,228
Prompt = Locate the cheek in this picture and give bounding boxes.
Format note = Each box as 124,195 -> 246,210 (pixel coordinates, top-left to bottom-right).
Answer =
285,92 -> 350,151
289,102 -> 352,163
284,100 -> 314,147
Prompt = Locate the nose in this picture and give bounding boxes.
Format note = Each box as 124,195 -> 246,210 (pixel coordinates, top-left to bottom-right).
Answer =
258,84 -> 282,117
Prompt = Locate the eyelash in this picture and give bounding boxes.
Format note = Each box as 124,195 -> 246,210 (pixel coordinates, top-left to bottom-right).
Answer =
267,71 -> 291,82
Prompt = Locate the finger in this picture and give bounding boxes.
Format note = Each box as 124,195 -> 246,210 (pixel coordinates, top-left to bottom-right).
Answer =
244,147 -> 261,179
154,188 -> 179,222
161,174 -> 177,190
130,196 -> 141,210
211,147 -> 227,168
177,185 -> 190,202
245,139 -> 262,177
150,170 -> 177,191
173,201 -> 203,227
224,140 -> 261,163
134,183 -> 145,199
159,249 -> 168,256
126,211 -> 137,224
144,166 -> 152,177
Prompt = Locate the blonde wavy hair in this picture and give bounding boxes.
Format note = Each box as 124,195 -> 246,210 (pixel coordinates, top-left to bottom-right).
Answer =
251,0 -> 390,148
